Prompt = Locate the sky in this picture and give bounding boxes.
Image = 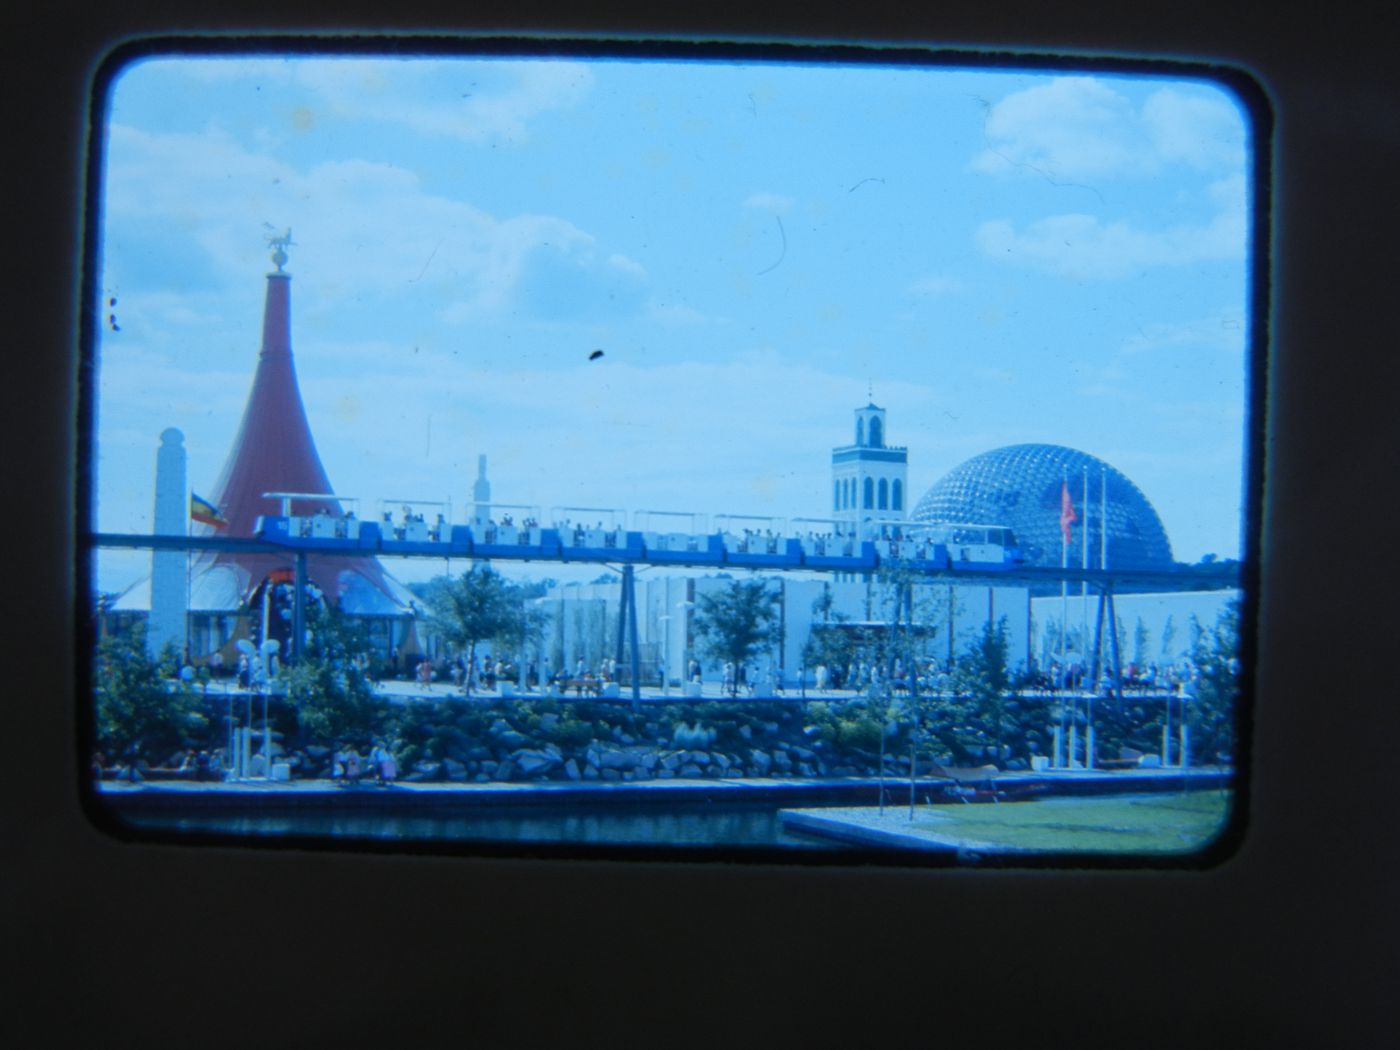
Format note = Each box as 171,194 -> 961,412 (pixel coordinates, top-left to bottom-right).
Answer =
92,52 -> 1253,593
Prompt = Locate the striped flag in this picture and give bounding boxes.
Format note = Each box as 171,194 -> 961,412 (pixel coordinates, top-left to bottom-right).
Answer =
1059,481 -> 1077,545
190,492 -> 228,528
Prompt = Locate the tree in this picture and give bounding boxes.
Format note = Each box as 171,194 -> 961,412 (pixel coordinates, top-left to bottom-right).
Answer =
1160,615 -> 1177,663
693,579 -> 780,695
1133,617 -> 1150,668
858,564 -> 948,810
1185,601 -> 1242,765
284,602 -> 386,748
802,585 -> 852,688
94,621 -> 206,763
952,617 -> 1014,761
423,566 -> 527,698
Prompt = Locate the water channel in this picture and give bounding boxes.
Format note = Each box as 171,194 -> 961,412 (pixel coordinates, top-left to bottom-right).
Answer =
120,800 -> 849,850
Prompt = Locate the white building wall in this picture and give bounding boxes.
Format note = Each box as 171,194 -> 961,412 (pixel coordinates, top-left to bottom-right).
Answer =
1030,589 -> 1240,670
538,572 -> 1031,688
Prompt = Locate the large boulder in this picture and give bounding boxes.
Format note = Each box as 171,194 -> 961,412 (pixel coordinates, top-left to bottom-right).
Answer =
599,750 -> 635,770
443,759 -> 468,782
513,749 -> 560,778
493,759 -> 517,782
564,758 -> 582,781
748,749 -> 772,776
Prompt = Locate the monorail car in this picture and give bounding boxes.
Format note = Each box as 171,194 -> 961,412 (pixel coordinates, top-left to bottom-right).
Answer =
252,514 -> 1024,573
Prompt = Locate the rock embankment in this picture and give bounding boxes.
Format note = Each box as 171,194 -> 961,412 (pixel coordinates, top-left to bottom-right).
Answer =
262,698 -> 1028,784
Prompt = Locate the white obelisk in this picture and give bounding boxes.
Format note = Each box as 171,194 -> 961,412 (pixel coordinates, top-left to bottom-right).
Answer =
149,427 -> 188,660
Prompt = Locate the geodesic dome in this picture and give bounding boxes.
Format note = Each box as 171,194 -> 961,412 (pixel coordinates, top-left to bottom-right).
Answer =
912,444 -> 1173,572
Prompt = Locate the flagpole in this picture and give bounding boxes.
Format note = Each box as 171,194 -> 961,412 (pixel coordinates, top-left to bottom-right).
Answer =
1100,469 -> 1108,572
185,492 -> 192,664
1081,463 -> 1089,650
1059,470 -> 1069,769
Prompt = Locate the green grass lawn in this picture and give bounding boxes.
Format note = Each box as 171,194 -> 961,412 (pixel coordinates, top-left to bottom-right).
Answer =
905,791 -> 1233,853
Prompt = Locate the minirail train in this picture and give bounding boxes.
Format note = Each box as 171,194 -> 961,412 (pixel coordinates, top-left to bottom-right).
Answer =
253,511 -> 1025,573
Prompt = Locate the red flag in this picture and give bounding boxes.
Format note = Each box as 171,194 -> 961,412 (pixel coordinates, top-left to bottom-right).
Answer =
1059,481 -> 1077,545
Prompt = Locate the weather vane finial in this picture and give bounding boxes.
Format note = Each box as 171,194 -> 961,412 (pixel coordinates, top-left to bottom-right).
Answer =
264,225 -> 295,273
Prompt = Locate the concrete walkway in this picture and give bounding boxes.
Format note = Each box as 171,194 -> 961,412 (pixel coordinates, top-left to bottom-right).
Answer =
194,679 -> 1164,706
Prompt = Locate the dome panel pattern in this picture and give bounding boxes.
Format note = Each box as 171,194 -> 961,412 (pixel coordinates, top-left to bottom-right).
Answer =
912,444 -> 1173,571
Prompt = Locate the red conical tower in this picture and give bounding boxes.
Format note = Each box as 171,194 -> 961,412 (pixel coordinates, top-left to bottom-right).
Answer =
188,237 -> 413,617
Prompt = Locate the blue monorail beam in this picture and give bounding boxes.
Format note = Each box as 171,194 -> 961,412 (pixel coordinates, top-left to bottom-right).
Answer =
89,525 -> 1240,590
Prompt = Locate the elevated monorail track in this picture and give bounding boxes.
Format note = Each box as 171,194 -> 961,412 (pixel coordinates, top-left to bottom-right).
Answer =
88,530 -> 1238,590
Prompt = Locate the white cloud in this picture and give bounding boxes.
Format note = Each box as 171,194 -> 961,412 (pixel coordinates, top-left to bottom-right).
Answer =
1121,312 -> 1248,356
972,77 -> 1246,182
103,123 -> 645,324
645,301 -> 707,326
164,57 -> 298,84
607,253 -> 647,277
972,77 -> 1151,181
1142,88 -> 1247,171
743,192 -> 794,212
294,58 -> 594,144
975,201 -> 1245,279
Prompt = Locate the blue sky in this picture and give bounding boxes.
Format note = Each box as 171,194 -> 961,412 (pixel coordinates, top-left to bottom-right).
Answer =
93,53 -> 1252,591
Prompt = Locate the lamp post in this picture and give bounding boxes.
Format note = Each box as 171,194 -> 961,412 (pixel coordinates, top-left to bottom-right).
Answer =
260,639 -> 280,778
658,615 -> 671,696
677,599 -> 695,697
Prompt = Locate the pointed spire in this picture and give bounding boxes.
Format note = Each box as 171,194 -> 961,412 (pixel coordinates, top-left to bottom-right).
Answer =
188,247 -> 412,614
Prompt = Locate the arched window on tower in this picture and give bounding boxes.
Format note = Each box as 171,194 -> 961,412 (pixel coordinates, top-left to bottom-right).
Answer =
878,478 -> 888,510
869,416 -> 883,448
834,480 -> 840,511
863,477 -> 874,509
892,479 -> 903,511
856,417 -> 865,447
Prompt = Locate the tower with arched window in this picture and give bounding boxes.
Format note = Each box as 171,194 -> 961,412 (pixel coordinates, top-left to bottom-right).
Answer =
830,402 -> 908,534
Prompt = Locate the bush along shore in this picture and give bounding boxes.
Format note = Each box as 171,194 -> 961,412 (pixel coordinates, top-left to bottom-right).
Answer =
352,696 -> 954,784
119,694 -> 1047,785
95,603 -> 1241,785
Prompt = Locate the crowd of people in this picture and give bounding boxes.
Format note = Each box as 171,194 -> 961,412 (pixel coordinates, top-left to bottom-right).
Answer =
330,740 -> 398,786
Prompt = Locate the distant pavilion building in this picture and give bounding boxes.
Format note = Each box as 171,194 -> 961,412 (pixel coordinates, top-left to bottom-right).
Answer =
113,236 -> 417,662
831,402 -> 908,534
